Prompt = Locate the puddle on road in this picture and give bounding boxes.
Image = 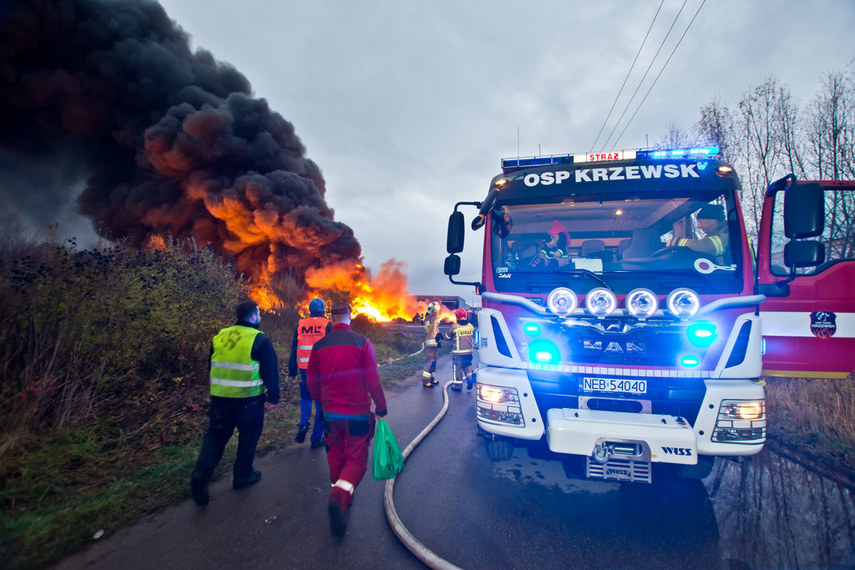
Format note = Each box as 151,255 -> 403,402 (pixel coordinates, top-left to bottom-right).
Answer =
492,445 -> 618,494
493,446 -> 855,568
705,450 -> 855,569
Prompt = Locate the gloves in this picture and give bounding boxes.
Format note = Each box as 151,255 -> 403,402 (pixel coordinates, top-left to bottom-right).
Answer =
435,333 -> 443,348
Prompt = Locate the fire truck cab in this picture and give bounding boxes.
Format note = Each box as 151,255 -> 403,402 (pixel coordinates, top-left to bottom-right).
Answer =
444,147 -> 855,483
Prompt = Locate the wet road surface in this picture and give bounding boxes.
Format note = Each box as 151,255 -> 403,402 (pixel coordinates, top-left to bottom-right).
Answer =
56,355 -> 855,569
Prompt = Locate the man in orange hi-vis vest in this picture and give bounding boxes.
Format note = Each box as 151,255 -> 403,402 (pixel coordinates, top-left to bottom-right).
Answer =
289,298 -> 332,448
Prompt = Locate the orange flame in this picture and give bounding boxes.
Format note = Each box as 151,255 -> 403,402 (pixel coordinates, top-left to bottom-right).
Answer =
246,259 -> 422,322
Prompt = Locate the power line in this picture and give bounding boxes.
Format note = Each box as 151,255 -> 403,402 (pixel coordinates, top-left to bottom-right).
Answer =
600,0 -> 690,150
612,0 -> 707,148
589,0 -> 664,153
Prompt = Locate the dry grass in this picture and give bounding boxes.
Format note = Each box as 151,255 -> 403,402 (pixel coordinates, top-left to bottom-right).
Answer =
765,376 -> 855,484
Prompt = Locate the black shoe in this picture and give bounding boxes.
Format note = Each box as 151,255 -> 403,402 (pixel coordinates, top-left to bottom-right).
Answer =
422,381 -> 434,388
191,473 -> 209,506
430,378 -> 439,386
328,501 -> 347,538
295,425 -> 308,443
233,470 -> 261,490
467,382 -> 474,391
310,438 -> 326,450
451,383 -> 462,392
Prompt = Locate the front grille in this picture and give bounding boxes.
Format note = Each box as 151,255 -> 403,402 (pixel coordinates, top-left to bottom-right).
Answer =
586,457 -> 652,483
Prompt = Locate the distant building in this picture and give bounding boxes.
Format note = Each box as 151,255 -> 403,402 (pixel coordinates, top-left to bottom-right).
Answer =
412,295 -> 470,311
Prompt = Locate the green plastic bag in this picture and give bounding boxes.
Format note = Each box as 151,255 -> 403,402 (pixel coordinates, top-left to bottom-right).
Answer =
372,418 -> 404,481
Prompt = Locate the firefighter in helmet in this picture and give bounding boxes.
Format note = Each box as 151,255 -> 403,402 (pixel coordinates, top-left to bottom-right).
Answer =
446,308 -> 475,391
422,300 -> 442,388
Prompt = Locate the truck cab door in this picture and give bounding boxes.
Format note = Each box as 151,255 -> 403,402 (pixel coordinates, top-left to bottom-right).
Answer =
757,179 -> 855,378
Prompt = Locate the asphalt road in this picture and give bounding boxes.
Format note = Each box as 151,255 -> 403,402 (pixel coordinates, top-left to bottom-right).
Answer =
55,353 -> 855,570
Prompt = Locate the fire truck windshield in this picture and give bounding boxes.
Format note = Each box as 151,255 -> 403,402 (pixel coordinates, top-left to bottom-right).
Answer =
490,190 -> 744,296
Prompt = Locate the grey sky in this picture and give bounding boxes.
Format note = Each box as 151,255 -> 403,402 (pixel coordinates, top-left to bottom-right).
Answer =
127,1 -> 855,299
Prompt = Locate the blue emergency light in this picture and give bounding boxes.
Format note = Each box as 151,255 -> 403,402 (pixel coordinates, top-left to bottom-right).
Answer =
501,145 -> 720,172
637,145 -> 720,160
501,154 -> 574,172
529,339 -> 560,364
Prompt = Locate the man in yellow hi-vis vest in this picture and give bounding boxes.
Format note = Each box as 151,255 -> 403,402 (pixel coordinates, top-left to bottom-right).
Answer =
288,297 -> 332,447
669,204 -> 729,260
190,300 -> 280,507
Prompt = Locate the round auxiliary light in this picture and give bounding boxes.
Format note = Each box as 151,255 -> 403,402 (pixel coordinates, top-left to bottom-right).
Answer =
585,287 -> 617,318
547,287 -> 578,317
626,288 -> 659,319
666,288 -> 701,319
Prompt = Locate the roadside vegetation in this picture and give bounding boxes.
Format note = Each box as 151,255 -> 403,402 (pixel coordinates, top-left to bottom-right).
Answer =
0,229 -> 424,570
1,226 -> 853,569
765,377 -> 855,485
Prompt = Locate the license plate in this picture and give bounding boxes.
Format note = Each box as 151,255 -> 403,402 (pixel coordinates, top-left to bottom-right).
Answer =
583,377 -> 647,394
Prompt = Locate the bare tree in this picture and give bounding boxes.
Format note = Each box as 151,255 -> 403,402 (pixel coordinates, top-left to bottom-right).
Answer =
806,70 -> 855,180
725,78 -> 801,238
656,121 -> 696,148
695,97 -> 734,161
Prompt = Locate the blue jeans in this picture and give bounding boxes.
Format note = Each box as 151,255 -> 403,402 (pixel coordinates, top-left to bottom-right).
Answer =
299,370 -> 324,444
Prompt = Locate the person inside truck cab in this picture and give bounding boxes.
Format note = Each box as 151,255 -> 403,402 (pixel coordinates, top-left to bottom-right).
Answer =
532,220 -> 571,269
668,204 -> 728,260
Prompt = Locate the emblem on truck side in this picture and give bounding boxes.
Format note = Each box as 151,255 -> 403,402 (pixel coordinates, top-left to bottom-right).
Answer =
810,311 -> 837,338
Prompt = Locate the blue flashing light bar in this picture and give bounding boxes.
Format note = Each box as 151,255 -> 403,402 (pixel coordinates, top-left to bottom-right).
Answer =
638,145 -> 720,160
501,154 -> 573,172
501,145 -> 721,172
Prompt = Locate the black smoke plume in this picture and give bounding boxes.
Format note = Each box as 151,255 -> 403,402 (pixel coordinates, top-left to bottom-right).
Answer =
0,0 -> 361,292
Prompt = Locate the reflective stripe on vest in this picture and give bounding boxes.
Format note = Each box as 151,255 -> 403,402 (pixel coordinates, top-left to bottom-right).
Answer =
296,316 -> 329,369
210,325 -> 264,398
708,235 -> 724,256
451,323 -> 475,354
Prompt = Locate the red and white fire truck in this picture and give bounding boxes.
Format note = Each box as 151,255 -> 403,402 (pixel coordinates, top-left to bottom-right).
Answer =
444,146 -> 855,483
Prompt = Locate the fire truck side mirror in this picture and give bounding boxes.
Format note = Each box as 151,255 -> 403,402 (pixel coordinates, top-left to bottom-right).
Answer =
444,254 -> 461,276
784,240 -> 825,269
784,182 -> 824,239
447,211 -> 465,254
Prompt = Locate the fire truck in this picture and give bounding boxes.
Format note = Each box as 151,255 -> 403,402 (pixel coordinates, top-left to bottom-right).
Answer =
444,146 -> 855,483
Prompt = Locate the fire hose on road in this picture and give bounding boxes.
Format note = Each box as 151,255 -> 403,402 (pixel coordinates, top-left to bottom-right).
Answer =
383,380 -> 464,570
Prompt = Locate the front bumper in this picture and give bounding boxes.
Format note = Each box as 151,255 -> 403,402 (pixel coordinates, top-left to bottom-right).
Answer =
475,367 -> 766,462
546,408 -> 697,465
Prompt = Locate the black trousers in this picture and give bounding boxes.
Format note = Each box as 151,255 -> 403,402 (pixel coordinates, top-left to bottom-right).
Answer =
192,395 -> 264,484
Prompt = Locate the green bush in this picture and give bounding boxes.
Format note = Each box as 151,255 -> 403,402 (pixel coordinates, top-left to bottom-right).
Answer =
0,237 -> 246,567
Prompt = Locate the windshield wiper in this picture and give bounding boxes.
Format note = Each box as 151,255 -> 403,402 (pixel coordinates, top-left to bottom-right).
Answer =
555,268 -> 611,289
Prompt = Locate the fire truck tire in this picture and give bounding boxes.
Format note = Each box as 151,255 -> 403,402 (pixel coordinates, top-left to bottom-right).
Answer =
486,438 -> 514,462
673,455 -> 715,479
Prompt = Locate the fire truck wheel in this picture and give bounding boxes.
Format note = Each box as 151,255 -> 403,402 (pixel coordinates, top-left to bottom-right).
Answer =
672,455 -> 715,479
485,438 -> 514,462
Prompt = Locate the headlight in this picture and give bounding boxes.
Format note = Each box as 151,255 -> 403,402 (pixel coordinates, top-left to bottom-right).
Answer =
547,287 -> 578,317
720,400 -> 764,420
625,288 -> 658,319
585,287 -> 617,318
666,288 -> 701,318
478,385 -> 520,404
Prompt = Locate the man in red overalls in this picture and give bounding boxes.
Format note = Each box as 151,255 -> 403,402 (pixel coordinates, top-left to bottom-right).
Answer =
307,302 -> 387,537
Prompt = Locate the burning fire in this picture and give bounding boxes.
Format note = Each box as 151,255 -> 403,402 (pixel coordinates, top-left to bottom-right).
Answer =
248,259 -> 421,322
